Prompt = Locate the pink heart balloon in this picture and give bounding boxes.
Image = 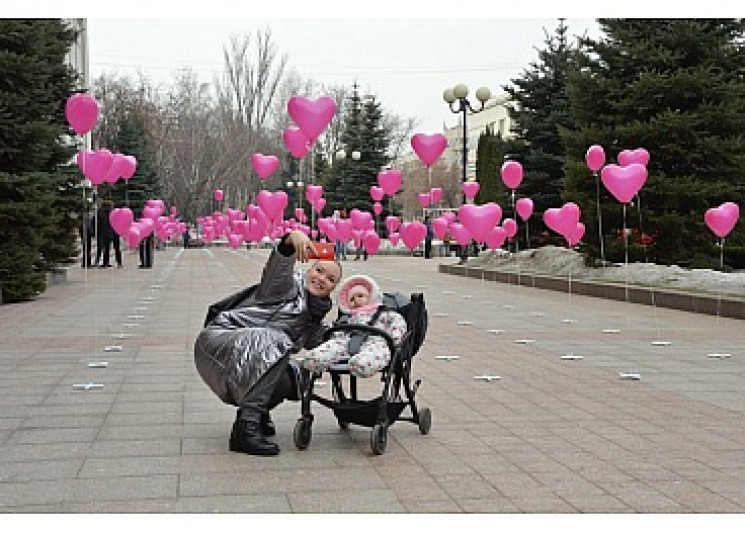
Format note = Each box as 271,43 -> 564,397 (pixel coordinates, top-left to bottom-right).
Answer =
350,209 -> 372,230
370,186 -> 385,202
431,217 -> 448,240
388,232 -> 400,247
543,202 -> 581,239
600,163 -> 648,204
85,149 -> 114,185
313,197 -> 326,213
417,193 -> 431,207
449,222 -> 472,247
109,207 -> 134,237
305,184 -> 323,202
457,202 -> 503,243
567,222 -> 586,247
501,161 -> 523,190
142,205 -> 161,221
373,202 -> 383,216
336,218 -> 353,241
363,232 -> 381,255
214,189 -> 224,202
441,211 -> 456,225
430,187 -> 443,204
618,148 -> 650,167
585,144 -> 606,173
399,221 -> 427,251
516,197 -> 534,221
462,181 -> 480,200
283,126 -> 311,159
377,169 -> 402,196
485,226 -> 507,250
256,190 -> 288,222
251,153 -> 280,180
411,133 -> 447,167
76,149 -> 94,176
705,202 -> 740,238
103,153 -> 127,184
126,226 -> 142,249
385,216 -> 400,234
65,93 -> 99,135
120,155 -> 137,180
228,233 -> 243,249
287,95 -> 337,142
502,218 -> 518,239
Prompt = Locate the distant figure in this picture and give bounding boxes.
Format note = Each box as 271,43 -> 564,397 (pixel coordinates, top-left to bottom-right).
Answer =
139,233 -> 154,268
95,200 -> 122,268
79,208 -> 95,268
424,216 -> 433,259
183,225 -> 191,248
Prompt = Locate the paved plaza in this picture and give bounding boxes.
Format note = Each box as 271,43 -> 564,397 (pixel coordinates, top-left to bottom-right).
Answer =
1,244 -> 745,516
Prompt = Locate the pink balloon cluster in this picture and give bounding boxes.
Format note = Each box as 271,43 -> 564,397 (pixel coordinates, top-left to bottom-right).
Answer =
77,149 -> 137,186
543,202 -> 584,246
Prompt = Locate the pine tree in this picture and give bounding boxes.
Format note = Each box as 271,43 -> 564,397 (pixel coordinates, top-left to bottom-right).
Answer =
0,19 -> 80,303
474,125 -> 506,207
501,19 -> 582,247
562,18 -> 745,267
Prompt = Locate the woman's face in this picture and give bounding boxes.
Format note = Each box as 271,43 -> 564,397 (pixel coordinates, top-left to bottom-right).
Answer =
306,260 -> 341,298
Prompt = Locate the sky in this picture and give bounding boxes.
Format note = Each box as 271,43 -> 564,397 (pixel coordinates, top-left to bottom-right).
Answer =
13,1 -> 736,135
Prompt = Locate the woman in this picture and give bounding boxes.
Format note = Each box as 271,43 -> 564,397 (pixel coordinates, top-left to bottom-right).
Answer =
194,230 -> 342,456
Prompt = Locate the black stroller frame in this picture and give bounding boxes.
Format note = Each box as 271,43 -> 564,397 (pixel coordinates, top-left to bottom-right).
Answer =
293,292 -> 431,455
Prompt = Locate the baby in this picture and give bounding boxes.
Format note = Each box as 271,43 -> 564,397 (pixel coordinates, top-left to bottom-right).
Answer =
301,274 -> 407,378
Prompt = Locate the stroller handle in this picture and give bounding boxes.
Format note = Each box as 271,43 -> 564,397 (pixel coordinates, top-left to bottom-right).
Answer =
323,324 -> 397,356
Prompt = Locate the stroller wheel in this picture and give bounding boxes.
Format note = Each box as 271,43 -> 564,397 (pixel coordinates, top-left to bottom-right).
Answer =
293,417 -> 313,450
370,423 -> 387,455
417,407 -> 432,435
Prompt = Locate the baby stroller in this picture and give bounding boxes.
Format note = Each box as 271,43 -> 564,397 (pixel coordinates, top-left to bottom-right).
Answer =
293,291 -> 431,455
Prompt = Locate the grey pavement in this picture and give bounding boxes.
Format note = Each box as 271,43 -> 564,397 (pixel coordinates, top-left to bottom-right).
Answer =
1,243 -> 745,515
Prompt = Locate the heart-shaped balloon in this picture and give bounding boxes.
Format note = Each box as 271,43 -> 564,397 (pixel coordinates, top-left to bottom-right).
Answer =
385,216 -> 400,234
228,233 -> 243,249
704,202 -> 740,238
109,207 -> 134,237
417,193 -> 431,207
370,186 -> 385,202
378,169 -> 402,196
543,202 -> 581,239
501,161 -> 523,190
85,149 -> 114,185
485,226 -> 507,250
399,221 -> 427,251
457,203 -> 503,243
287,95 -> 337,142
617,148 -> 650,167
585,144 -> 606,173
256,190 -> 288,222
214,189 -> 224,202
251,153 -> 279,180
441,211 -> 456,225
372,202 -> 383,216
65,93 -> 99,136
502,218 -> 518,239
103,153 -> 127,184
142,205 -> 162,221
462,181 -> 480,200
336,218 -> 354,241
388,232 -> 400,247
567,222 -> 586,247
126,225 -> 142,249
600,163 -> 648,204
313,197 -> 326,213
363,231 -> 381,255
283,126 -> 311,159
431,217 -> 449,240
516,197 -> 534,221
305,184 -> 323,203
448,222 -> 472,247
411,133 -> 447,167
430,187 -> 443,204
121,155 -> 137,180
350,209 -> 373,230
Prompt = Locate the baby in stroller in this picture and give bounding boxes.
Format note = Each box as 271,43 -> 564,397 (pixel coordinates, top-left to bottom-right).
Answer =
301,274 -> 407,378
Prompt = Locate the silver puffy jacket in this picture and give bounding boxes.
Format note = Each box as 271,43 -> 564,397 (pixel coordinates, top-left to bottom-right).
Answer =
194,245 -> 330,405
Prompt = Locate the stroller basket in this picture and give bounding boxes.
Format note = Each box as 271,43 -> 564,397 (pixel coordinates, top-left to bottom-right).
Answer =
330,397 -> 407,428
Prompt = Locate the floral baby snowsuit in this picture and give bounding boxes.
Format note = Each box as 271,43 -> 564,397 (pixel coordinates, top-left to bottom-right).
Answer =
301,274 -> 407,378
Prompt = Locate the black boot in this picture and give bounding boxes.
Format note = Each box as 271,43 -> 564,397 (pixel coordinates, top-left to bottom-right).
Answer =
233,409 -> 276,438
229,417 -> 279,456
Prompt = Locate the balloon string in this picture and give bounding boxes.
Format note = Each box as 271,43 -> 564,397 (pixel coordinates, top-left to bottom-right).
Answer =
595,172 -> 605,265
623,203 -> 629,304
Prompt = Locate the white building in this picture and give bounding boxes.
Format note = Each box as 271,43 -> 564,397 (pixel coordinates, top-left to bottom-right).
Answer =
63,19 -> 89,89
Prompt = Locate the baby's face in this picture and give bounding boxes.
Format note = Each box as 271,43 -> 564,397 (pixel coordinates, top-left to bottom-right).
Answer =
348,291 -> 370,309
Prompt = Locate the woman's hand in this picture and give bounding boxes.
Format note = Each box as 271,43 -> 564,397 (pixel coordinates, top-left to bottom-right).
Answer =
286,230 -> 318,262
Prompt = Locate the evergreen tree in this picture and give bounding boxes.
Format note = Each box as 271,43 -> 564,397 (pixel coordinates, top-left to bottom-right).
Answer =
502,18 -> 581,247
562,19 -> 745,267
474,125 -> 506,207
0,19 -> 80,303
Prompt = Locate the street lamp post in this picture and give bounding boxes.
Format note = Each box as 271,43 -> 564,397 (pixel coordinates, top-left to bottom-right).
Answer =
286,178 -> 304,213
335,148 -> 360,215
443,83 -> 491,263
